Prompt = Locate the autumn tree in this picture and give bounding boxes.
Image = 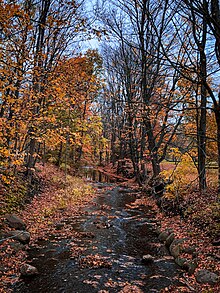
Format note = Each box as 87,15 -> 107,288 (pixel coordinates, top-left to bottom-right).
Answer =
144,0 -> 220,191
43,50 -> 105,169
0,0 -> 88,179
181,0 -> 220,191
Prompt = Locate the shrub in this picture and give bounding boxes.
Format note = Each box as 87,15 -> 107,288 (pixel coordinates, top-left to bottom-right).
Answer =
161,149 -> 197,200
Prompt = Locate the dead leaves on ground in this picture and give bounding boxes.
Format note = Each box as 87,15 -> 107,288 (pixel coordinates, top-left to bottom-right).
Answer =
78,254 -> 112,269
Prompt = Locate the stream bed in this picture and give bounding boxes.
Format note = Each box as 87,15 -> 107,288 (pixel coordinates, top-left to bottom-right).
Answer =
13,183 -> 185,292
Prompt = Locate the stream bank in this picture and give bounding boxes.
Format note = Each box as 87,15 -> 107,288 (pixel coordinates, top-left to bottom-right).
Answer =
13,183 -> 185,293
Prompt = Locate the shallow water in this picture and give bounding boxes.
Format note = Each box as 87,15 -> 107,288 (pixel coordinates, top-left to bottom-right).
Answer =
13,184 -> 184,293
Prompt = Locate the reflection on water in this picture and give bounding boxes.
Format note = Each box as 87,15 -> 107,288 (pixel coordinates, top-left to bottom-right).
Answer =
82,166 -> 115,183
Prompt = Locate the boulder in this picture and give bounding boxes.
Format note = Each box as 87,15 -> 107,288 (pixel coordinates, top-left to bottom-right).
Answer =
7,230 -> 30,244
174,257 -> 188,269
169,238 -> 186,258
157,245 -> 170,256
158,230 -> 172,242
155,228 -> 162,236
186,259 -> 198,275
5,214 -> 26,230
196,269 -> 219,285
174,256 -> 197,275
8,242 -> 25,252
142,254 -> 154,264
182,245 -> 196,255
170,243 -> 180,258
165,233 -> 175,247
20,264 -> 38,277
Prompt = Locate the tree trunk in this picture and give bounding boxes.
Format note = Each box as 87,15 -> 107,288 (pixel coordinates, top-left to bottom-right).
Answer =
214,106 -> 220,193
56,142 -> 63,167
198,9 -> 207,190
191,5 -> 207,190
26,0 -> 51,178
145,119 -> 161,177
25,137 -> 36,179
198,93 -> 207,190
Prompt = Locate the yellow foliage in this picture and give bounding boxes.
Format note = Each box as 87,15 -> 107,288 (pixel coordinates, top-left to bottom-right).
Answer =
47,175 -> 94,212
161,149 -> 197,199
1,174 -> 11,185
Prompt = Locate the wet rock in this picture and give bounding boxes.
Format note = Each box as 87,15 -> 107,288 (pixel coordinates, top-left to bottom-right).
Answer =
157,245 -> 170,256
95,183 -> 107,189
169,238 -> 186,258
8,242 -> 25,252
5,214 -> 26,230
155,228 -> 162,236
186,259 -> 198,275
7,230 -> 30,244
174,257 -> 188,269
170,244 -> 180,258
142,254 -> 154,264
20,264 -> 38,277
148,275 -> 172,289
196,269 -> 219,285
165,233 -> 175,247
182,245 -> 196,255
158,230 -> 172,242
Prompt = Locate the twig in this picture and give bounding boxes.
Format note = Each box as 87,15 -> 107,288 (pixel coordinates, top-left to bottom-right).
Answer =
182,276 -> 196,292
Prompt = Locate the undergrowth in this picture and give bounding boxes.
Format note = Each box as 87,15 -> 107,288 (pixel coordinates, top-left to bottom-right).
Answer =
0,163 -> 95,292
0,176 -> 28,216
160,150 -> 220,239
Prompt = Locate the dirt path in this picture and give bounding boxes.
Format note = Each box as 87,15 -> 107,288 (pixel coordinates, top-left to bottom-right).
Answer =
13,183 -> 184,293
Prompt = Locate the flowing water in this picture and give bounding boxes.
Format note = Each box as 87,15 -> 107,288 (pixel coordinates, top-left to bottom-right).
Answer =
13,183 -> 185,293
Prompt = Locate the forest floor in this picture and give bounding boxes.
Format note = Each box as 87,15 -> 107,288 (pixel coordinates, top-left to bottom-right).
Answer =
0,163 -> 219,292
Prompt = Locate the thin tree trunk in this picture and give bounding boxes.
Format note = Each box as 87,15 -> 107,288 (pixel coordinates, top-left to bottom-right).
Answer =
26,137 -> 36,178
190,4 -> 207,190
214,106 -> 220,193
56,142 -> 63,167
145,118 -> 161,177
198,22 -> 207,191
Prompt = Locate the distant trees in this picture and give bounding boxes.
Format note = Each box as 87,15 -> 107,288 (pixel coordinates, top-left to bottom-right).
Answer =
98,0 -> 186,183
97,0 -> 220,191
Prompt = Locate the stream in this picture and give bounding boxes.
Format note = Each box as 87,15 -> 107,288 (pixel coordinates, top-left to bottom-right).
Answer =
13,182 -> 185,292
